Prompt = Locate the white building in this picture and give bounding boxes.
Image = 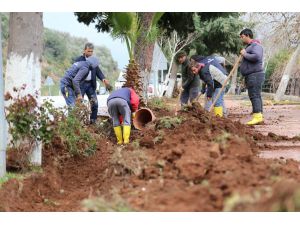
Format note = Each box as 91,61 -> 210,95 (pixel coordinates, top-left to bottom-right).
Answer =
150,42 -> 169,97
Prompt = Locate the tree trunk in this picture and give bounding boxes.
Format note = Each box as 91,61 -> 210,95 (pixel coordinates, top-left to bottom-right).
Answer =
5,12 -> 43,165
0,14 -> 7,177
295,78 -> 300,96
274,44 -> 300,101
134,12 -> 155,105
165,60 -> 179,98
290,78 -> 296,95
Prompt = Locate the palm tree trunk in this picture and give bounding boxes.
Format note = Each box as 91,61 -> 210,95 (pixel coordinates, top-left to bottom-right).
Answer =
134,12 -> 155,105
274,44 -> 300,101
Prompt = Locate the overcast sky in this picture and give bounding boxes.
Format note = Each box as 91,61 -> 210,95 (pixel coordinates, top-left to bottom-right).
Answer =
43,12 -> 128,70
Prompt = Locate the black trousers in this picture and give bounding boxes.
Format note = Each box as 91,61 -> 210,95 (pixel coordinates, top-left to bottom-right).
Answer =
245,72 -> 265,113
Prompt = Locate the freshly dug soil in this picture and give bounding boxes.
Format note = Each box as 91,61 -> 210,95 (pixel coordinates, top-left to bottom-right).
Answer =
1,103 -> 300,211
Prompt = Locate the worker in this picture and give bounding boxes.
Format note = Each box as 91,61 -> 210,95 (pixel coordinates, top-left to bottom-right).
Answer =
60,56 -> 100,108
239,28 -> 265,125
74,43 -> 112,124
176,51 -> 200,107
190,55 -> 227,117
107,87 -> 140,145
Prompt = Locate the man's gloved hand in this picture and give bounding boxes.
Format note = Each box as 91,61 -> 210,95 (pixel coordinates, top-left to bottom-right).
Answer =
103,79 -> 113,91
106,83 -> 113,92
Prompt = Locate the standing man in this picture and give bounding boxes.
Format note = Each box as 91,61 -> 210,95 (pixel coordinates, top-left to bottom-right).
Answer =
176,51 -> 200,107
75,43 -> 112,124
239,28 -> 265,125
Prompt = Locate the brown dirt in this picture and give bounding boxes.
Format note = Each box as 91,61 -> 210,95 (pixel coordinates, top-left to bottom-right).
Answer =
1,99 -> 300,212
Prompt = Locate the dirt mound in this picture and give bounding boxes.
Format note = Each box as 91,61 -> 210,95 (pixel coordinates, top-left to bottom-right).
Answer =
119,104 -> 300,211
0,133 -> 116,211
1,103 -> 300,211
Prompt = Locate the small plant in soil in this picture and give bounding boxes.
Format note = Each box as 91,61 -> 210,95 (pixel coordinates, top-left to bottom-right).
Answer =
111,147 -> 147,176
213,131 -> 231,149
131,139 -> 140,149
223,192 -> 258,212
94,118 -> 114,139
82,196 -> 132,212
156,116 -> 184,130
82,188 -> 133,212
0,172 -> 24,187
148,97 -> 165,110
153,130 -> 165,144
57,110 -> 96,157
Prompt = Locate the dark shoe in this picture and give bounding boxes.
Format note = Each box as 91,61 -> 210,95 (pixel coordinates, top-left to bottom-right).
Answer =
90,119 -> 96,124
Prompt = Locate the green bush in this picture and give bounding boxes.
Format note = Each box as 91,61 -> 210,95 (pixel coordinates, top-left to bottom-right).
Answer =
58,108 -> 96,157
5,87 -> 96,158
5,86 -> 58,147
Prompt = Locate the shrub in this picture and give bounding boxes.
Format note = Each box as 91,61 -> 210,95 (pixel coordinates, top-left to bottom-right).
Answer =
57,109 -> 96,157
5,86 -> 59,148
5,86 -> 96,159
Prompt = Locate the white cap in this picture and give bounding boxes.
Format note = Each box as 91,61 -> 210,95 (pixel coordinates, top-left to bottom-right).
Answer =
215,56 -> 225,65
87,56 -> 99,68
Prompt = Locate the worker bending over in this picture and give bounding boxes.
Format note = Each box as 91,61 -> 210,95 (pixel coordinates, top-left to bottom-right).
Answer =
107,87 -> 140,145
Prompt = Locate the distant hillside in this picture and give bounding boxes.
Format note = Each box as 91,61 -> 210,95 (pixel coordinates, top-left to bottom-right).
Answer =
1,13 -> 120,95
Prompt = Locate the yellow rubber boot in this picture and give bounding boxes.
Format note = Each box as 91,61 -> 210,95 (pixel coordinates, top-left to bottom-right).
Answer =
246,113 -> 263,125
214,106 -> 223,117
123,125 -> 131,144
113,126 -> 123,145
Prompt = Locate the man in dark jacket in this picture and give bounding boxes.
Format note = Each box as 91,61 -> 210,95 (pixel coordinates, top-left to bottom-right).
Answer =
75,43 -> 112,124
191,55 -> 227,117
240,28 -> 265,125
60,56 -> 99,107
176,51 -> 200,107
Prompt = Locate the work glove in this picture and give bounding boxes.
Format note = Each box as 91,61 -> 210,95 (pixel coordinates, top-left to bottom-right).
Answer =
132,112 -> 136,119
106,83 -> 113,92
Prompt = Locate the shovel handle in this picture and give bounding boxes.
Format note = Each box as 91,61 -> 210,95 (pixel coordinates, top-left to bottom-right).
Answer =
175,87 -> 183,115
208,55 -> 242,112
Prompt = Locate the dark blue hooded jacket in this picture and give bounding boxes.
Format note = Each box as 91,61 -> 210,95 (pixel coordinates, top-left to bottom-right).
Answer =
75,55 -> 106,90
240,41 -> 264,76
194,56 -> 227,98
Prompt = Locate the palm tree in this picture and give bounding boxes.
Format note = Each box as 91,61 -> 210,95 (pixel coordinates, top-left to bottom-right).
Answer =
108,12 -> 163,105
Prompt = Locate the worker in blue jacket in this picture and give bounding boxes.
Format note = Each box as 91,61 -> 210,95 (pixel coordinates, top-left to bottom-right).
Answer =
191,55 -> 227,117
60,56 -> 99,108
